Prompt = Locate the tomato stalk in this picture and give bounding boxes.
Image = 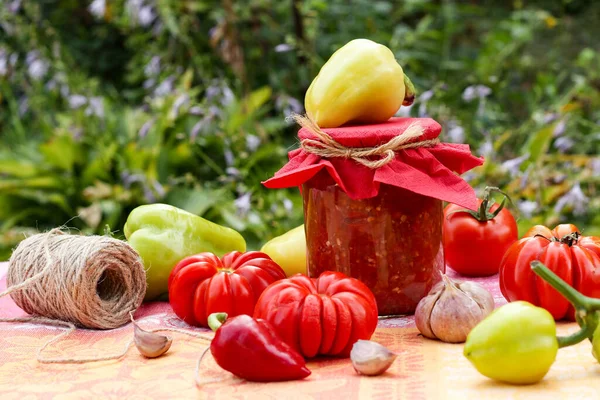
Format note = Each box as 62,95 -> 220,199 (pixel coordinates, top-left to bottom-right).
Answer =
446,186 -> 513,222
531,261 -> 600,348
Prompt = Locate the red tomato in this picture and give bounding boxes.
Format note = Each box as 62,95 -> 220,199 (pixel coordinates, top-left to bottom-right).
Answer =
499,224 -> 600,320
168,251 -> 286,327
443,195 -> 518,276
253,271 -> 378,358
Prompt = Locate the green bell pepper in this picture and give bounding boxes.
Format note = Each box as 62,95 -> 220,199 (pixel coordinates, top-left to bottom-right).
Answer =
464,301 -> 558,385
124,203 -> 246,301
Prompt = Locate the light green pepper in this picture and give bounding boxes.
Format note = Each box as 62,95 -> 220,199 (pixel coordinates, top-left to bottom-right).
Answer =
465,262 -> 600,385
464,301 -> 558,385
124,203 -> 246,301
593,323 -> 600,362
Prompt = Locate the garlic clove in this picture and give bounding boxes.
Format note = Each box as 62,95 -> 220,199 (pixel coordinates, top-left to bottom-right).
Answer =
131,312 -> 172,358
414,285 -> 444,340
458,281 -> 495,312
350,340 -> 397,376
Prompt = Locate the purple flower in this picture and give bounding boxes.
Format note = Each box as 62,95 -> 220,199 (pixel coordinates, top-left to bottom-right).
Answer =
138,6 -> 156,27
478,140 -> 494,158
121,171 -> 145,189
501,153 -> 529,177
462,85 -> 492,102
190,121 -> 203,140
417,90 -> 434,117
517,200 -> 538,218
0,49 -> 8,76
189,106 -> 203,116
245,135 -> 261,152
554,183 -> 589,216
234,193 -> 252,216
144,56 -> 161,77
553,137 -> 574,153
153,76 -> 175,98
542,112 -> 559,124
283,198 -> 293,212
7,0 -> 21,14
18,96 -> 28,116
68,94 -> 87,109
446,120 -> 465,143
225,167 -> 240,177
274,44 -> 292,53
591,158 -> 600,177
224,149 -> 235,167
26,51 -> 49,80
553,120 -> 566,137
85,97 -> 104,118
127,0 -> 156,27
138,119 -> 155,138
171,94 -> 189,118
88,0 -> 106,19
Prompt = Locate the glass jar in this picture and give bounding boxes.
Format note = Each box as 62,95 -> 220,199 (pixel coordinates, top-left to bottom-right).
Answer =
302,170 -> 444,316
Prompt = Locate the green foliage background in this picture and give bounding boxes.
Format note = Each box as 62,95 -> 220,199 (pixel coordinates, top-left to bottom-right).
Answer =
1,0 -> 599,259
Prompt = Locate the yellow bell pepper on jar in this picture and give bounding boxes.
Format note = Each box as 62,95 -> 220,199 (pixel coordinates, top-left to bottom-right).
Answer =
260,225 -> 307,277
305,38 -> 415,128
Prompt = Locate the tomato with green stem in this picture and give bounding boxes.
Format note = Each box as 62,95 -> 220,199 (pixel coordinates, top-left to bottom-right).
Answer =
443,187 -> 518,276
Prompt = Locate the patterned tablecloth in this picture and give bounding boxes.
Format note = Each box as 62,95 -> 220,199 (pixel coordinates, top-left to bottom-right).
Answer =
1,262 -> 599,399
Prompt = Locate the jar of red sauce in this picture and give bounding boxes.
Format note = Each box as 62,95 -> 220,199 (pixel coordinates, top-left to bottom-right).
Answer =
264,117 -> 482,315
302,171 -> 444,315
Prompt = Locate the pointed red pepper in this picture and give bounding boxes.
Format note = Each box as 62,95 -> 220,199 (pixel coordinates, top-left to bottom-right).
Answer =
207,313 -> 311,382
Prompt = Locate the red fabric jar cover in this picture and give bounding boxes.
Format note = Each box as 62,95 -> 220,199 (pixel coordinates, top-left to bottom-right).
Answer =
262,117 -> 484,210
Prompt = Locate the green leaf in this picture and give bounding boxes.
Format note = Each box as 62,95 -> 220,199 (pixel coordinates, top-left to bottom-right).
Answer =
0,159 -> 40,178
165,187 -> 227,216
39,135 -> 78,171
525,124 -> 554,166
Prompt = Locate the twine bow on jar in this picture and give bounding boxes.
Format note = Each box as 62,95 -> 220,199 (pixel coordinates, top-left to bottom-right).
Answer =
291,114 -> 440,169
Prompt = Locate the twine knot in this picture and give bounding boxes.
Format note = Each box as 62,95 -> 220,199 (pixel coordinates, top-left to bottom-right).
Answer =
292,114 -> 440,169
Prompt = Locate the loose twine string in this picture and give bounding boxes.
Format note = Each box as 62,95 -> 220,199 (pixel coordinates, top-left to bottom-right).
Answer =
0,229 -> 214,366
291,113 -> 440,168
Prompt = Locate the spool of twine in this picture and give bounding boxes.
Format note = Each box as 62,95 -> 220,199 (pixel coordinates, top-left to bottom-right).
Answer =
291,114 -> 440,169
3,229 -> 146,329
0,229 -> 218,365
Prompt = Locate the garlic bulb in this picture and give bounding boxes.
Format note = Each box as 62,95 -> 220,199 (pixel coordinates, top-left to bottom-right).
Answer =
415,275 -> 494,343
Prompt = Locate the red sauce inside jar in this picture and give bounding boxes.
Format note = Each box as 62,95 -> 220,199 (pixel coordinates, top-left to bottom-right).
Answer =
302,171 -> 444,315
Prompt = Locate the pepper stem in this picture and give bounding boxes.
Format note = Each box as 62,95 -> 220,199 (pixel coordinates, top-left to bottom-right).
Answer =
557,323 -> 595,348
402,74 -> 416,106
208,312 -> 228,332
530,261 -> 589,309
531,261 -> 600,347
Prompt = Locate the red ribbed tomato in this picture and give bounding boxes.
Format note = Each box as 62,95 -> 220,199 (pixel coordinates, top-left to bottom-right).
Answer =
499,224 -> 600,320
254,271 -> 378,358
168,251 -> 286,327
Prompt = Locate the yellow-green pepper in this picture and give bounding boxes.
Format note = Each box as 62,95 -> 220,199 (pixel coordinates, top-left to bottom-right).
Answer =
260,225 -> 306,277
593,317 -> 600,362
305,38 -> 415,128
124,203 -> 246,301
464,301 -> 558,385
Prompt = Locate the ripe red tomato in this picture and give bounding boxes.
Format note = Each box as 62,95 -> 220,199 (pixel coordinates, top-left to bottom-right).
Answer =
168,251 -> 286,327
254,271 -> 378,358
443,188 -> 518,276
500,224 -> 600,320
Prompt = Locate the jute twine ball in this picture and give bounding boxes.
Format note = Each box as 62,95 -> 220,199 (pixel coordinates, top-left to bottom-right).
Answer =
7,230 -> 146,329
